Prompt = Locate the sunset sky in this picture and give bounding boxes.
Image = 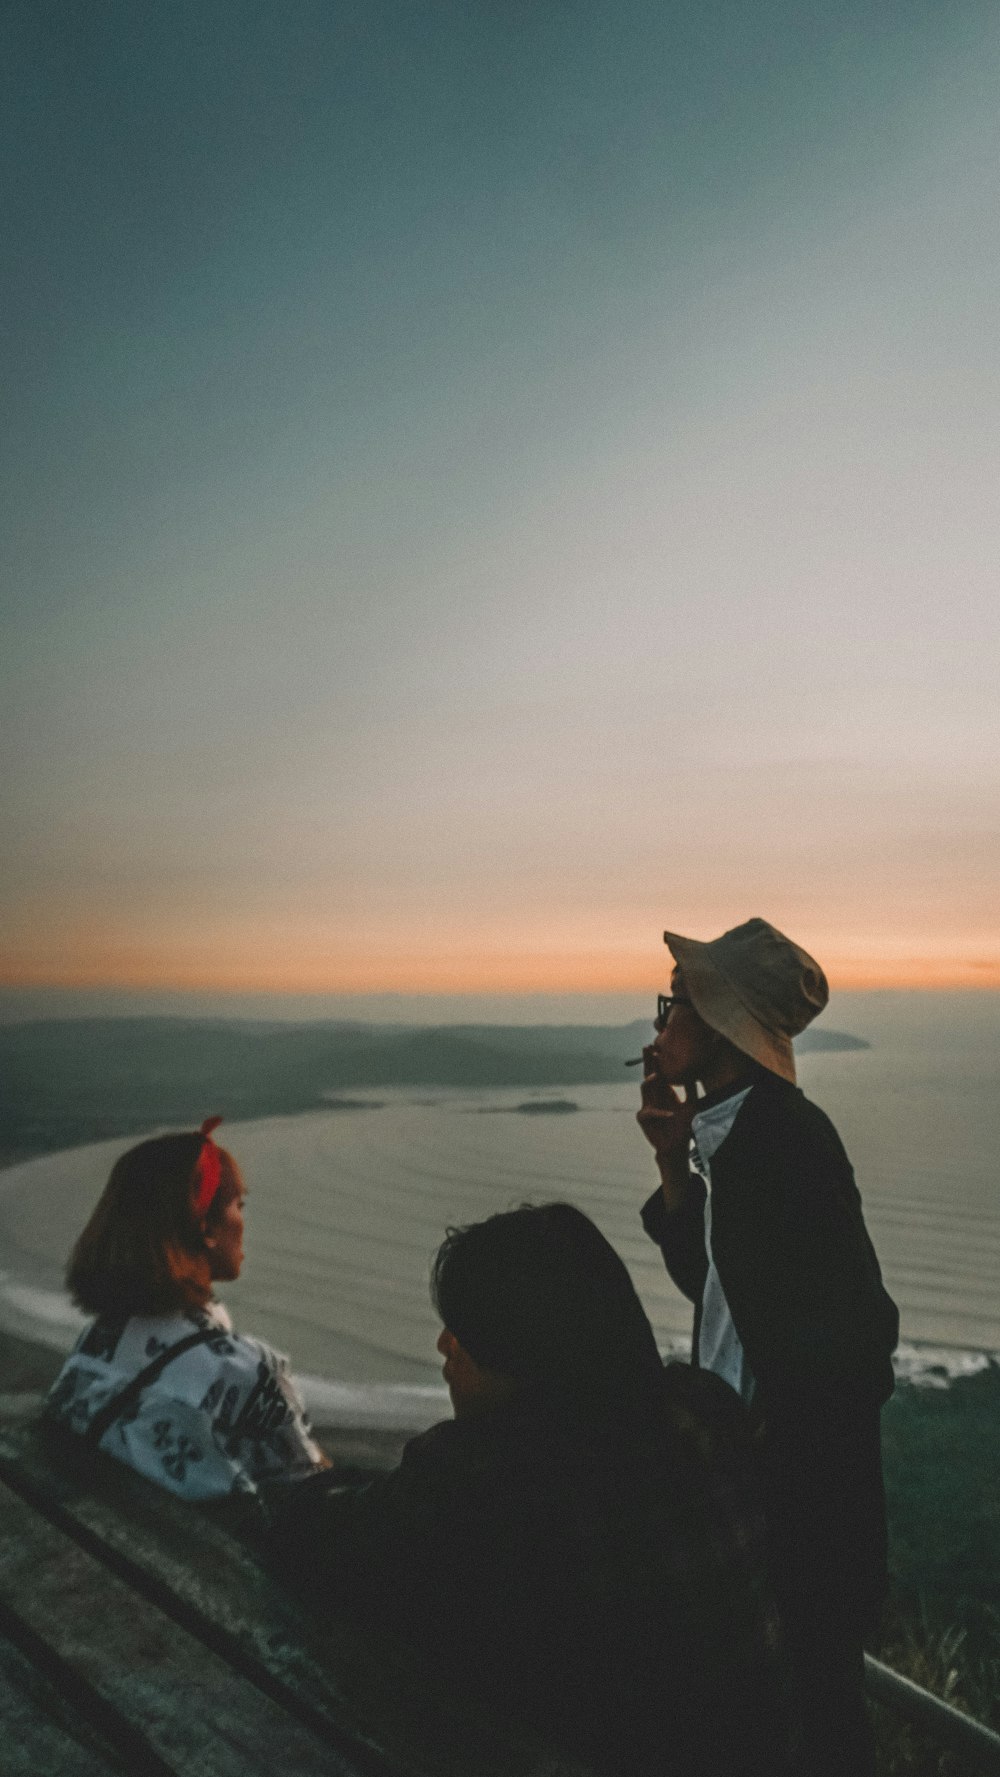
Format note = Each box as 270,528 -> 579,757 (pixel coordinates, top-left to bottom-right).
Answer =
3,1 -> 999,1008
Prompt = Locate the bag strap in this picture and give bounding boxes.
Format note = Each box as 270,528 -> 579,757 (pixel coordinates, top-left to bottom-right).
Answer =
84,1326 -> 218,1446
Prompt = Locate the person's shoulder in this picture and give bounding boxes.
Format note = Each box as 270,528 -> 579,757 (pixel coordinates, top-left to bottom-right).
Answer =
187,1304 -> 276,1369
141,1309 -> 262,1395
204,1334 -> 285,1399
400,1407 -> 549,1502
736,1071 -> 849,1157
399,1414 -> 484,1474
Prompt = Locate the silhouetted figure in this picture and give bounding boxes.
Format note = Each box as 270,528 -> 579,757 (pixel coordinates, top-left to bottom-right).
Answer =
637,919 -> 899,1777
268,1203 -> 797,1777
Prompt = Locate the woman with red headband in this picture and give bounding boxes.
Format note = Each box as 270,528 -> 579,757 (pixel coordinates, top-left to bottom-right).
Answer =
45,1119 -> 326,1500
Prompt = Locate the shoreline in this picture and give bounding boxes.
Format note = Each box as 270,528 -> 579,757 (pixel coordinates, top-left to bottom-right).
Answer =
3,1315 -> 997,1414
0,1329 -> 424,1468
5,1321 -> 999,1488
4,1122 -> 998,1411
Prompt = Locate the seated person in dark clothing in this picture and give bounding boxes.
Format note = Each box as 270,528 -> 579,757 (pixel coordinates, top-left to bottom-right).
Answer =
267,1203 -> 797,1777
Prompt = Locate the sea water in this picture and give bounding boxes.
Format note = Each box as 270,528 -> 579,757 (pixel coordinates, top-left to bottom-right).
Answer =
1,993 -> 997,1423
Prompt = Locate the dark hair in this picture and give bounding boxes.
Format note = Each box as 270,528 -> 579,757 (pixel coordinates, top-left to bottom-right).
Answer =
66,1133 -> 242,1317
431,1203 -> 663,1409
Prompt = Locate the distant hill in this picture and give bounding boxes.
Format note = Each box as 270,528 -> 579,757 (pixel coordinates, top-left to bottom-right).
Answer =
0,1016 -> 867,1165
795,1028 -> 870,1053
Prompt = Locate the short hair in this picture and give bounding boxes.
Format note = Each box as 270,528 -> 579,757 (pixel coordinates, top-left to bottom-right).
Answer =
431,1203 -> 663,1408
66,1132 -> 242,1318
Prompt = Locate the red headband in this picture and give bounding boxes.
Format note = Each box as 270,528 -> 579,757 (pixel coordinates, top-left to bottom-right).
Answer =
192,1116 -> 224,1218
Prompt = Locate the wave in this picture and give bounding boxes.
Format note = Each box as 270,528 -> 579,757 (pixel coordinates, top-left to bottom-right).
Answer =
2,1272 -> 996,1425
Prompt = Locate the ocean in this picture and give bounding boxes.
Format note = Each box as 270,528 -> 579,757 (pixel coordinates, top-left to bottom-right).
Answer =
1,992 -> 997,1425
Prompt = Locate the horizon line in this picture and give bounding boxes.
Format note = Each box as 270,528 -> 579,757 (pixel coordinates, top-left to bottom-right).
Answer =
2,973 -> 999,999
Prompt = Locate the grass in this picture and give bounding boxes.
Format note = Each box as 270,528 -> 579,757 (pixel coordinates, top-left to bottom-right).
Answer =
870,1365 -> 1000,1773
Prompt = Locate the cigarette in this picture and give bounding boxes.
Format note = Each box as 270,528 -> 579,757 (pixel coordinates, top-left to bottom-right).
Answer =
624,1056 -> 644,1066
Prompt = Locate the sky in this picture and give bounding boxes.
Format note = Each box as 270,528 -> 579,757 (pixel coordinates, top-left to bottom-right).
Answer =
3,0 -> 999,1009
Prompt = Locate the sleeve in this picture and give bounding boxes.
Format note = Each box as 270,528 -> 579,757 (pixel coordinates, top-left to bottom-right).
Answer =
264,1422 -> 472,1619
710,1111 -> 899,1404
640,1174 -> 710,1305
201,1338 -> 326,1486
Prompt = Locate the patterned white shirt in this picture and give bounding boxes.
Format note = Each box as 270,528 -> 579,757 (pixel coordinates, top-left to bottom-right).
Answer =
46,1300 -> 325,1500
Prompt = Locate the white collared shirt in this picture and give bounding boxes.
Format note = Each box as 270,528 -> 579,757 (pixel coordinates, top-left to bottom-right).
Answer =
690,1087 -> 755,1406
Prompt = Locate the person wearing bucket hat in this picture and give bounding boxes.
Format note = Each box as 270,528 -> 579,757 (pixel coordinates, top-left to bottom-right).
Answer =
636,918 -> 898,1777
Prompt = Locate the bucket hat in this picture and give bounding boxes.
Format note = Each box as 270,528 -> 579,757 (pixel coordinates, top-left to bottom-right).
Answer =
663,917 -> 828,1083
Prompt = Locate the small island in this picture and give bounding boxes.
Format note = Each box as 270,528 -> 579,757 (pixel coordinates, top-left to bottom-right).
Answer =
320,1095 -> 387,1111
478,1099 -> 581,1116
514,1099 -> 579,1115
795,1029 -> 870,1053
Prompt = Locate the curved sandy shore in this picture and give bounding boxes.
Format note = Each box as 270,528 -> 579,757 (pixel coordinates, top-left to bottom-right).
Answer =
3,1116 -> 998,1430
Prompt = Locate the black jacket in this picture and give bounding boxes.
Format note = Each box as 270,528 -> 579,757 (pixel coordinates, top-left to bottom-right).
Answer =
268,1366 -> 797,1777
642,1071 -> 899,1628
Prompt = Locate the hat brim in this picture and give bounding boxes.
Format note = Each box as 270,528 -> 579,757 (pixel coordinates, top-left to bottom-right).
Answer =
664,930 -> 797,1084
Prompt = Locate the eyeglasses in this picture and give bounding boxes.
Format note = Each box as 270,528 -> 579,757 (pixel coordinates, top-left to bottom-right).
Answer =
655,993 -> 692,1030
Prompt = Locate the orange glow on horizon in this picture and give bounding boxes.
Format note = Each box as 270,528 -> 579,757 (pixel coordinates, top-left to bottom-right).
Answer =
3,950 -> 998,996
